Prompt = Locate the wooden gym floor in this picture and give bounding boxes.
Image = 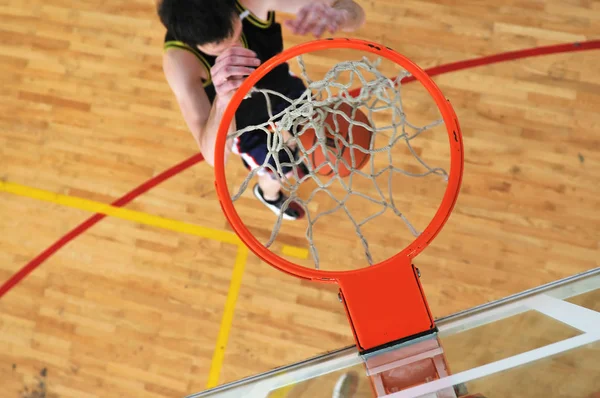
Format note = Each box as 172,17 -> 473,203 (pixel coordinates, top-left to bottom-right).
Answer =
0,0 -> 599,397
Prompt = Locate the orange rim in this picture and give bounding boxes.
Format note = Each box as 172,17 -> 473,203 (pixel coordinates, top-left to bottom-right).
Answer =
214,38 -> 464,282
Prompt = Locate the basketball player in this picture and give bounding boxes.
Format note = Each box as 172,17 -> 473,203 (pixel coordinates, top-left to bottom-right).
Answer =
157,0 -> 365,220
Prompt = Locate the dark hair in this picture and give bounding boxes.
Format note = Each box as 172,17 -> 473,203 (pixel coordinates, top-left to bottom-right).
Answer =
158,0 -> 238,46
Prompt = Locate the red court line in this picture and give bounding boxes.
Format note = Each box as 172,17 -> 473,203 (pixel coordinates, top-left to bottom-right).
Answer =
401,40 -> 600,84
0,154 -> 203,298
1,40 -> 598,299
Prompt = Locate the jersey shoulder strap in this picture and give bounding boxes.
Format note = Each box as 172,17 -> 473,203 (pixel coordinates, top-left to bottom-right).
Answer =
235,0 -> 275,29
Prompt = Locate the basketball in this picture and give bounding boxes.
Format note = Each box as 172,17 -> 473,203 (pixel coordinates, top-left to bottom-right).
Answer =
298,103 -> 373,177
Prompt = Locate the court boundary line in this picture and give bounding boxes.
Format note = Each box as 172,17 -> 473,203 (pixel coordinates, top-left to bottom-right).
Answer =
0,181 -> 241,244
206,245 -> 249,388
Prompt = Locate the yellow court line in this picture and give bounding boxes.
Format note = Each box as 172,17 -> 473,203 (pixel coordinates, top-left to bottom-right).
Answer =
1,181 -> 310,257
0,180 -> 238,245
206,245 -> 249,388
0,180 -> 308,388
282,245 -> 309,260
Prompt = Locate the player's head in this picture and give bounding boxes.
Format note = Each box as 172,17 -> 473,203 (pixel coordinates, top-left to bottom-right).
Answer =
157,0 -> 242,56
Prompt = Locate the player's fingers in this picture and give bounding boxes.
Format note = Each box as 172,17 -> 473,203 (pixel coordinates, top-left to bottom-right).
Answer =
322,7 -> 343,32
213,55 -> 260,74
321,8 -> 336,30
291,7 -> 309,33
295,6 -> 319,35
328,20 -> 339,33
213,51 -> 259,70
312,20 -> 328,38
310,4 -> 330,34
218,46 -> 257,60
231,55 -> 261,67
217,76 -> 246,95
284,18 -> 298,32
212,71 -> 252,91
211,55 -> 259,77
218,53 -> 260,68
213,66 -> 255,85
299,17 -> 320,35
212,49 -> 258,72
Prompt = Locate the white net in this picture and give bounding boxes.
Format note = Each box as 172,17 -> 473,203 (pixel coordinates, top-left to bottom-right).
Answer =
227,55 -> 449,269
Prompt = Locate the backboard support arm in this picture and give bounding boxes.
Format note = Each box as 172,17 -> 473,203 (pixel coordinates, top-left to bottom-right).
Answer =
337,256 -> 436,352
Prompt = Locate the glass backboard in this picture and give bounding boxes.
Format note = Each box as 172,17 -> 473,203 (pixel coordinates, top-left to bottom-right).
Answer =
187,268 -> 599,398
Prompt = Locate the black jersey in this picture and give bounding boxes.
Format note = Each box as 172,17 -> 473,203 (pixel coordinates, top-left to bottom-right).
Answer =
163,1 -> 306,129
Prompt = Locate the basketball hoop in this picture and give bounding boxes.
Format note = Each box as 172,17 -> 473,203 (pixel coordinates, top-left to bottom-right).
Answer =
214,38 -> 464,352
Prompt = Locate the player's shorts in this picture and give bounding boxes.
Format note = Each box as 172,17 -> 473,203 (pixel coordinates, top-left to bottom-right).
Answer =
231,75 -> 307,177
232,130 -> 297,176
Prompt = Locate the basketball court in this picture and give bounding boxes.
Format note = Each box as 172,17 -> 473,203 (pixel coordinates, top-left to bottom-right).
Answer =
0,0 -> 599,397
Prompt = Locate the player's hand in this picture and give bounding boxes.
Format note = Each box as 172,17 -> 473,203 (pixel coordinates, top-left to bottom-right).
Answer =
211,46 -> 260,104
284,3 -> 349,38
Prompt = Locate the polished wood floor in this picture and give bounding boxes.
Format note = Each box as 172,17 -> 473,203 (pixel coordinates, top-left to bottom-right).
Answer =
0,0 -> 599,397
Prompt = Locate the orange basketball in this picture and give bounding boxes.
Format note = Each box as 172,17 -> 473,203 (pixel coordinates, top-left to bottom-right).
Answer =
299,103 -> 373,177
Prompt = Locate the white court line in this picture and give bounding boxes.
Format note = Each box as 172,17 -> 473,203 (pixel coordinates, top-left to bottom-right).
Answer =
527,294 -> 600,333
387,332 -> 600,398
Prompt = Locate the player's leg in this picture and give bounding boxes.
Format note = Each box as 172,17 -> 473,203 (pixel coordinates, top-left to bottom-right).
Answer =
254,173 -> 305,221
232,73 -> 309,219
234,132 -> 305,220
257,172 -> 283,201
254,143 -> 305,220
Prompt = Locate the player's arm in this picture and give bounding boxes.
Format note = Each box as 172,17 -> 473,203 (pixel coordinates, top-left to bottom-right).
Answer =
163,49 -> 223,166
272,0 -> 366,36
163,47 -> 259,166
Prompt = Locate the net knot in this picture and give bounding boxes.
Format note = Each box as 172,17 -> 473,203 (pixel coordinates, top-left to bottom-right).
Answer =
277,97 -> 315,132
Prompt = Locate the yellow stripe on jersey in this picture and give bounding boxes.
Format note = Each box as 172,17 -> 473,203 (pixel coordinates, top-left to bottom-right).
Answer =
235,0 -> 274,28
164,41 -> 213,88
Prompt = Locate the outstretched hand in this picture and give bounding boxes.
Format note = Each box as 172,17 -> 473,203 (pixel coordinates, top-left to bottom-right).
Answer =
284,2 -> 349,38
211,46 -> 261,104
